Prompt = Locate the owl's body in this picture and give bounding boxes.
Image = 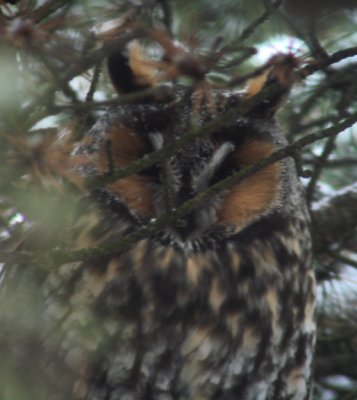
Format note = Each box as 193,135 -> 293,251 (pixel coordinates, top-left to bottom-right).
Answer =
39,76 -> 314,400
42,48 -> 315,400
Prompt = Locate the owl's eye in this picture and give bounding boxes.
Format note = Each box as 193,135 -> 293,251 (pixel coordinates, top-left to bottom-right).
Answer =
105,125 -> 159,218
72,119 -> 161,219
214,139 -> 281,228
73,39 -> 291,229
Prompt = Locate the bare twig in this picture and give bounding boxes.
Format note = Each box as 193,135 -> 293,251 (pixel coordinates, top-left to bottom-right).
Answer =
85,62 -> 102,104
292,116 -> 339,135
31,0 -> 70,24
228,61 -> 271,88
299,47 -> 357,79
52,85 -> 173,112
37,52 -> 79,103
239,0 -> 283,43
306,134 -> 337,204
328,251 -> 357,269
263,0 -> 307,43
303,158 -> 357,168
307,18 -> 329,59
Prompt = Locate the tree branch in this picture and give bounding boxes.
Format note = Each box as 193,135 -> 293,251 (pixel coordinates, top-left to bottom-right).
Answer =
306,134 -> 337,204
299,46 -> 357,79
312,182 -> 357,255
238,0 -> 283,43
2,112 -> 355,266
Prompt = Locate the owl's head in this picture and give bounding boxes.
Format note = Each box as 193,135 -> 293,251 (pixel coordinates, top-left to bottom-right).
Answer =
73,40 -> 301,247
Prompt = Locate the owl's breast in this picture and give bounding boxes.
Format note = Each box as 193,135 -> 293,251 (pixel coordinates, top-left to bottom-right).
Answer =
59,210 -> 314,400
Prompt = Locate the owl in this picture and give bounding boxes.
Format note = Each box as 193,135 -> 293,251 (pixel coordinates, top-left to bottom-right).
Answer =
41,39 -> 316,400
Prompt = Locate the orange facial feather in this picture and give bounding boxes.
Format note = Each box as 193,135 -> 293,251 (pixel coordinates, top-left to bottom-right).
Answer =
217,140 -> 281,227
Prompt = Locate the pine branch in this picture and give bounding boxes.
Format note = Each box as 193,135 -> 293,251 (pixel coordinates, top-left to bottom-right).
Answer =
239,0 -> 283,43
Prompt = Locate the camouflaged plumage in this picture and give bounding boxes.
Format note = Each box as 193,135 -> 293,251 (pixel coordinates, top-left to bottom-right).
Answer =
0,47 -> 316,400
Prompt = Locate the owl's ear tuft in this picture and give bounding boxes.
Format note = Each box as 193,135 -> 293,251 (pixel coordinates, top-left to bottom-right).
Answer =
107,42 -> 158,95
246,52 -> 300,117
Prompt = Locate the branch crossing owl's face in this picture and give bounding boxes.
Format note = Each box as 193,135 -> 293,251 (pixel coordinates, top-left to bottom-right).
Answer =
74,92 -> 283,244
63,39 -> 316,400
73,45 -> 299,248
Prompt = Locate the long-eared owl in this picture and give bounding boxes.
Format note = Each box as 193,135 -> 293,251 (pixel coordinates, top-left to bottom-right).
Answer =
43,38 -> 316,400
